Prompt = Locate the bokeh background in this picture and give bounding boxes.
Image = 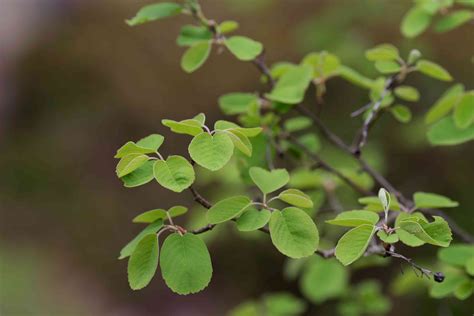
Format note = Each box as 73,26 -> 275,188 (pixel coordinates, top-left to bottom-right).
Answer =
1,0 -> 473,315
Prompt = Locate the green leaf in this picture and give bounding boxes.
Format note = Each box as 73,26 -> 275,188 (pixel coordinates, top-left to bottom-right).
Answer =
284,117 -> 312,132
115,136 -> 164,158
265,65 -> 313,104
430,272 -> 466,298
207,196 -> 252,224
188,132 -> 234,171
434,10 -> 473,32
121,160 -> 155,188
417,59 -> 453,81
425,84 -> 464,124
408,49 -> 422,64
438,244 -> 474,266
153,156 -> 195,192
454,92 -> 474,129
358,195 -> 400,211
214,120 -> 262,137
193,113 -> 206,125
390,105 -> 412,123
218,93 -> 258,115
218,20 -> 239,34
116,154 -> 149,177
413,191 -> 459,209
400,7 -> 432,38
225,130 -> 252,157
119,220 -> 163,259
454,279 -> 474,300
277,189 -> 314,208
160,233 -> 212,295
297,134 -> 321,154
339,66 -> 374,89
395,212 -> 426,247
176,25 -> 212,47
326,210 -> 380,227
225,36 -> 263,61
399,215 -> 452,247
301,51 -> 341,78
428,116 -> 474,145
263,292 -> 307,316
162,118 -> 203,136
126,2 -> 182,26
377,230 -> 399,244
236,207 -> 271,232
132,206 -> 188,223
394,86 -> 420,102
466,257 -> 474,276
365,44 -> 400,61
127,234 -> 159,290
374,60 -> 401,74
300,257 -> 348,303
335,224 -> 376,266
181,41 -> 212,73
378,188 -> 391,212
249,167 -> 290,194
269,207 -> 319,259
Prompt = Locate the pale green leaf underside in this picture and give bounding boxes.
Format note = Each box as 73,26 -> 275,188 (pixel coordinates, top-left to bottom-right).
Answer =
278,189 -> 314,208
128,234 -> 159,290
335,224 -> 376,266
133,206 -> 188,223
116,154 -> 149,177
126,3 -> 182,26
160,233 -> 212,295
162,119 -> 203,136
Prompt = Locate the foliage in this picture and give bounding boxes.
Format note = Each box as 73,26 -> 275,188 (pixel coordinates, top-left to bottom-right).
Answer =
114,0 -> 473,314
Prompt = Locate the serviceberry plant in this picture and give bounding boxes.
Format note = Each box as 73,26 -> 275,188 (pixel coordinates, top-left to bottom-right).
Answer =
115,0 -> 474,314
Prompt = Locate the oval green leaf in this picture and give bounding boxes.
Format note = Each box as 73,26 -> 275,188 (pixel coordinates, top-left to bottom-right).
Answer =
207,196 -> 252,224
326,210 -> 380,227
335,224 -> 376,266
225,36 -> 263,61
189,132 -> 234,171
236,207 -> 271,232
181,41 -> 212,73
278,189 -> 313,208
153,156 -> 195,192
128,234 -> 159,290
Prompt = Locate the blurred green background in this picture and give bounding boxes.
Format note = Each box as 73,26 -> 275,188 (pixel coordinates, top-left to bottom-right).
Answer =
0,0 -> 473,315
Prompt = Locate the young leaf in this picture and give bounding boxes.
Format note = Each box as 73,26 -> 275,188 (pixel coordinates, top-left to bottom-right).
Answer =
326,210 -> 379,227
188,132 -> 234,171
413,192 -> 459,209
438,244 -> 474,266
301,51 -> 341,78
136,134 -> 165,152
300,257 -> 348,303
377,230 -> 399,244
394,86 -> 420,102
378,188 -> 391,213
399,216 -> 452,247
162,118 -> 203,136
339,65 -> 374,89
453,92 -> 474,129
425,84 -> 464,124
115,139 -> 161,158
335,224 -> 376,266
277,189 -> 314,208
416,60 -> 453,81
193,113 -> 206,125
225,130 -> 252,157
133,206 -> 188,223
390,105 -> 412,123
400,7 -> 432,38
116,154 -> 149,177
160,233 -> 212,295
128,234 -> 159,290
269,207 -> 319,259
374,60 -> 401,74
395,212 -> 426,247
126,2 -> 182,26
153,156 -> 195,192
119,220 -> 163,259
121,160 -> 155,188
358,195 -> 400,211
236,208 -> 271,232
176,25 -> 212,47
365,44 -> 400,61
249,167 -> 290,194
218,20 -> 239,34
214,120 -> 262,137
181,41 -> 212,73
265,65 -> 313,104
225,36 -> 263,61
218,93 -> 258,115
207,196 -> 252,224
434,10 -> 473,32
427,116 -> 474,145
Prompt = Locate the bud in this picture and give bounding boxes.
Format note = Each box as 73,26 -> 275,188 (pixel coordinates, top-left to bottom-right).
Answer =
433,272 -> 445,283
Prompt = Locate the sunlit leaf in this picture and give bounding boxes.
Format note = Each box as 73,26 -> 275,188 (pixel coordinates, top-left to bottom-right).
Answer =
225,36 -> 263,61
249,167 -> 290,194
335,224 -> 376,266
181,41 -> 212,73
207,195 -> 252,224
189,132 -> 234,171
153,156 -> 195,192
